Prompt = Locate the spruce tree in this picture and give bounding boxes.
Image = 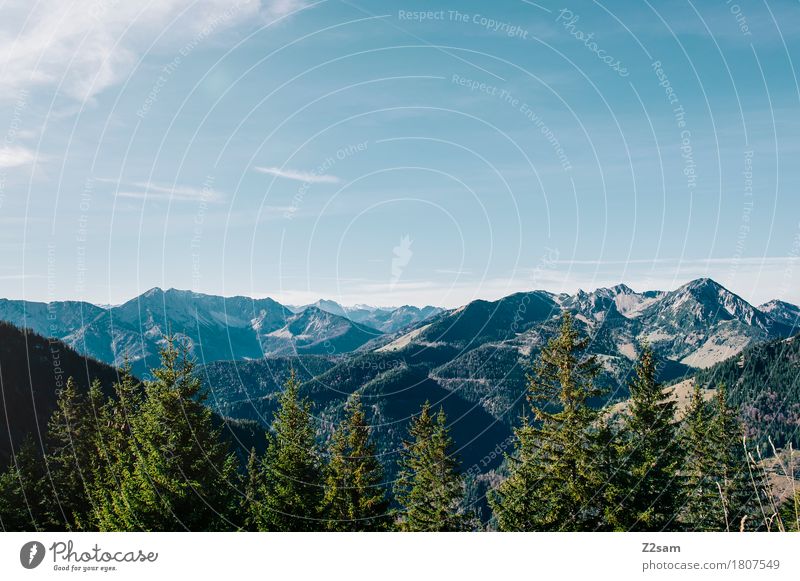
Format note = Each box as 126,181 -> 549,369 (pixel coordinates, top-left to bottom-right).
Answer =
256,371 -> 325,531
0,439 -> 49,531
708,384 -> 761,530
681,383 -> 758,531
103,339 -> 239,531
240,448 -> 263,531
610,345 -> 682,530
395,402 -> 470,531
46,378 -> 110,530
90,365 -> 141,531
489,417 -> 539,531
491,312 -> 605,531
680,383 -> 717,530
779,490 -> 800,532
322,395 -> 391,531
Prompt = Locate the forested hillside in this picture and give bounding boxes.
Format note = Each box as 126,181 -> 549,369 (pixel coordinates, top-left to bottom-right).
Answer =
695,335 -> 800,450
2,315 -> 797,532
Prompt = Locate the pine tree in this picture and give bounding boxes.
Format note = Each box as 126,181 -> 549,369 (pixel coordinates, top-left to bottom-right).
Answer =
90,365 -> 141,531
491,312 -> 605,531
680,383 -> 718,530
610,345 -> 682,530
779,490 -> 800,532
322,396 -> 391,531
489,416 -> 539,531
256,371 -> 325,531
0,439 -> 52,531
709,384 -> 761,530
395,402 -> 470,531
681,383 -> 758,531
103,338 -> 239,531
240,448 -> 263,531
45,378 -> 111,530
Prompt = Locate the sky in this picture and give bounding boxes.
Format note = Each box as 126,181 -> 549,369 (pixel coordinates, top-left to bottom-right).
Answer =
1,0 -> 799,308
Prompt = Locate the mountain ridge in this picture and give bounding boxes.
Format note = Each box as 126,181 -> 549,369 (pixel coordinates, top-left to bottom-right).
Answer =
0,279 -> 796,377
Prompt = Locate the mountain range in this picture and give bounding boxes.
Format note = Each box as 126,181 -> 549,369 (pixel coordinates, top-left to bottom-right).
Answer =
193,277 -> 799,481
0,279 -> 796,380
1,277 -> 798,484
0,290 -> 441,376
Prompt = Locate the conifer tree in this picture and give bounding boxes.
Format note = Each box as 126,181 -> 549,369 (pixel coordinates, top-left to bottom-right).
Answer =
708,384 -> 761,530
90,365 -> 140,531
256,371 -> 325,531
779,490 -> 800,532
681,383 -> 758,531
680,383 -> 718,530
46,378 -> 105,530
103,339 -> 239,531
492,313 -> 605,531
322,395 -> 391,531
0,439 -> 49,531
489,417 -> 539,531
395,402 -> 470,531
610,345 -> 682,530
240,448 -> 263,531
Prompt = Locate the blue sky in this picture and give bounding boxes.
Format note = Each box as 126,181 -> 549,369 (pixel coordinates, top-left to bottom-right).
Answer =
1,0 -> 799,307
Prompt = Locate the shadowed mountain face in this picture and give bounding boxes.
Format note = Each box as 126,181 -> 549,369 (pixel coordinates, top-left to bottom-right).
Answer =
0,289 -> 390,376
0,278 -> 796,396
259,306 -> 382,356
199,279 -> 798,452
759,299 -> 800,333
0,321 -> 267,466
1,278 -> 797,486
694,334 -> 800,451
0,322 -> 119,466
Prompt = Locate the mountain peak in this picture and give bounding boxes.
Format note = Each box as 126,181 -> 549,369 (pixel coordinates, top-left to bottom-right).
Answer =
682,277 -> 723,292
609,283 -> 635,295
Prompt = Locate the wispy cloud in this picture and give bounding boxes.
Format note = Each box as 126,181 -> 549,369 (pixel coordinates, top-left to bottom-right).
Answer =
262,0 -> 308,20
106,180 -> 223,202
0,145 -> 38,168
0,1 -> 305,103
253,166 -> 340,184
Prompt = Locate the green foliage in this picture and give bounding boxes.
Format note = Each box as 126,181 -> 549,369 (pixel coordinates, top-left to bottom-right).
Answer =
395,402 -> 472,531
255,371 -> 325,531
45,378 -> 106,530
0,440 -> 49,531
779,489 -> 800,532
608,345 -> 682,531
493,313 -> 606,531
489,417 -> 540,531
240,448 -> 263,531
98,340 -> 239,531
694,335 -> 800,450
680,384 -> 761,531
322,396 -> 391,531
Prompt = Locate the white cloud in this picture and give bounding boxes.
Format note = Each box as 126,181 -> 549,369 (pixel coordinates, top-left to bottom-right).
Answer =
0,1 -> 305,103
111,180 -> 223,202
0,145 -> 38,168
262,0 -> 308,20
253,166 -> 340,184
